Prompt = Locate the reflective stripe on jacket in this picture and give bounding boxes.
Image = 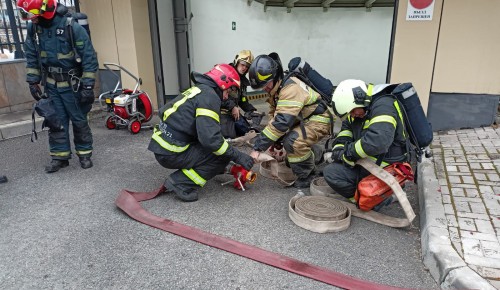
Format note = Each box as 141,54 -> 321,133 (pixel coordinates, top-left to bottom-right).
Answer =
254,77 -> 330,151
334,94 -> 408,166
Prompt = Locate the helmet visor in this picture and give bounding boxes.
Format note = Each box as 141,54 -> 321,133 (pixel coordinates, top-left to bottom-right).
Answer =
237,60 -> 251,68
331,102 -> 347,120
19,7 -> 39,20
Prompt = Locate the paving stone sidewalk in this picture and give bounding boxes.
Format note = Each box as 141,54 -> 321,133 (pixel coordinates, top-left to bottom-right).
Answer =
420,127 -> 500,289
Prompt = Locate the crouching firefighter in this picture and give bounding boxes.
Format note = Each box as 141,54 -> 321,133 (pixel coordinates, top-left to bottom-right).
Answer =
19,0 -> 98,173
323,79 -> 409,208
148,64 -> 255,202
248,53 -> 331,188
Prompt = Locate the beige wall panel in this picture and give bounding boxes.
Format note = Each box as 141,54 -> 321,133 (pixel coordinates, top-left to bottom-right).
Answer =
82,0 -> 156,108
111,0 -> 140,91
131,0 -> 157,108
432,0 -> 500,94
390,0 -> 443,112
0,66 -> 9,110
80,0 -> 119,68
3,62 -> 32,106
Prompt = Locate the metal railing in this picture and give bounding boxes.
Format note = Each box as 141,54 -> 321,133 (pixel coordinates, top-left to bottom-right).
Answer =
0,0 -> 79,58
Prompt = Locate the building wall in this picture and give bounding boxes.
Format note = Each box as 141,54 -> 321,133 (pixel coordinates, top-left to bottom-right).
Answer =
0,61 -> 32,114
432,0 -> 500,94
82,0 -> 157,108
391,0 -> 500,124
188,0 -> 394,86
389,0 -> 443,112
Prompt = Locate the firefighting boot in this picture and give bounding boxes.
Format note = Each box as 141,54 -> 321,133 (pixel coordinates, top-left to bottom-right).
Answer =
293,174 -> 316,189
45,159 -> 69,173
165,178 -> 198,202
79,156 -> 93,169
0,175 -> 7,183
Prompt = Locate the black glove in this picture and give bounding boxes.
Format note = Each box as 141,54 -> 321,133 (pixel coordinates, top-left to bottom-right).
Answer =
29,82 -> 42,101
80,85 -> 95,105
233,151 -> 255,171
244,110 -> 255,120
331,148 -> 345,163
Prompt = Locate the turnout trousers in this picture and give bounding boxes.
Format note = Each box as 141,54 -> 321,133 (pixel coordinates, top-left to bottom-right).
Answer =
154,142 -> 232,195
282,119 -> 330,179
322,163 -> 371,198
46,79 -> 93,160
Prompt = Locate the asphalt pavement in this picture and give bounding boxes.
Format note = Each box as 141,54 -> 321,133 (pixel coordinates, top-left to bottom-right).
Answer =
0,99 -> 497,289
0,100 -> 437,290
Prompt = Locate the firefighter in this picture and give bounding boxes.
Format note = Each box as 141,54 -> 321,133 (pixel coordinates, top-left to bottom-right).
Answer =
221,50 -> 260,138
19,0 -> 98,173
323,79 -> 408,205
248,53 -> 331,188
148,64 -> 254,202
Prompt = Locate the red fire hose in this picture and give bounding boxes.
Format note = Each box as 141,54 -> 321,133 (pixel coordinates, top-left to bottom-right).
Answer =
115,186 -> 412,290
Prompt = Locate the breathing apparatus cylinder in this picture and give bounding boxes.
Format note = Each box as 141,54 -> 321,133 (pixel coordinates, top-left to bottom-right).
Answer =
73,12 -> 91,40
391,83 -> 433,149
288,57 -> 334,98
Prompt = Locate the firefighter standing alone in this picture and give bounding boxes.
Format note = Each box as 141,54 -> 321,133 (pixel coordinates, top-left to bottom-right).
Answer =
148,64 -> 254,202
18,0 -> 98,173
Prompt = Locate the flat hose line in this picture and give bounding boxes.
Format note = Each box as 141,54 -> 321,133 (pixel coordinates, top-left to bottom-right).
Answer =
115,186 -> 413,289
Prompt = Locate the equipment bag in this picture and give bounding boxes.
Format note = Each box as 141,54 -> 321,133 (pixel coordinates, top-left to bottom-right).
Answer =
31,98 -> 64,142
287,57 -> 335,104
354,162 -> 414,211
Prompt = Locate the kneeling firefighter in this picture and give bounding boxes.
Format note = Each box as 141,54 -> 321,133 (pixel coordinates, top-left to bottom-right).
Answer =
148,64 -> 255,202
248,54 -> 331,188
323,79 -> 409,204
19,0 -> 98,173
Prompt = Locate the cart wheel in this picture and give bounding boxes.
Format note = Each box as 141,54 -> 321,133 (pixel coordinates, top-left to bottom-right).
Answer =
128,120 -> 141,134
105,116 -> 116,129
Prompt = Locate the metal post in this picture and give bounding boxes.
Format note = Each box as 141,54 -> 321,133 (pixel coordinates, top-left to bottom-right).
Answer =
1,2 -> 12,53
5,0 -> 24,58
74,0 -> 81,13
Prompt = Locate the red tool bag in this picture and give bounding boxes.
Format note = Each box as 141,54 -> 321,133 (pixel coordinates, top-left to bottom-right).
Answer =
354,162 -> 414,211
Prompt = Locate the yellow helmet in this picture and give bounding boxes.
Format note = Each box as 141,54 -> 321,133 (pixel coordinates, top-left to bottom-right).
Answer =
234,50 -> 254,67
331,79 -> 369,118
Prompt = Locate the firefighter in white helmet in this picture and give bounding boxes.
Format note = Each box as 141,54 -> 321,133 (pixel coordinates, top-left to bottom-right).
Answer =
323,79 -> 409,209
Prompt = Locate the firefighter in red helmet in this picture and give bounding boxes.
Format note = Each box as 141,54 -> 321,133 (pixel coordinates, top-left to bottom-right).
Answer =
148,64 -> 254,202
18,0 -> 98,173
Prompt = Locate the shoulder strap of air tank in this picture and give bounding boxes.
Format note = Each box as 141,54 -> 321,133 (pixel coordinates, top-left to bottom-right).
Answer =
65,16 -> 82,63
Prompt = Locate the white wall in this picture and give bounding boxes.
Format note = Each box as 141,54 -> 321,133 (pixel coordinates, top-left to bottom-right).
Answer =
188,0 -> 393,86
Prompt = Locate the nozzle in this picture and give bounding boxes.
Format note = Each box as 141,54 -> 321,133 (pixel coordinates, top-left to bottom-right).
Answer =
245,171 -> 257,183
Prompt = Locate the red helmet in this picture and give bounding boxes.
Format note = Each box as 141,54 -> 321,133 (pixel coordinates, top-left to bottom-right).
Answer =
205,64 -> 241,91
17,0 -> 57,21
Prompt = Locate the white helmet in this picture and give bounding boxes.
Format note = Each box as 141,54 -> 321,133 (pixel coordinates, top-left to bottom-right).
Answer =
331,79 -> 369,118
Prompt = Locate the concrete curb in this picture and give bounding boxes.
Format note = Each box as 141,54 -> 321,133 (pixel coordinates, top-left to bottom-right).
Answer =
418,157 -> 496,289
0,118 -> 42,140
0,105 -> 107,141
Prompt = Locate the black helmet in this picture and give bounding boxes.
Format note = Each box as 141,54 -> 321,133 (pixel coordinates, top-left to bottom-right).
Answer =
248,54 -> 283,89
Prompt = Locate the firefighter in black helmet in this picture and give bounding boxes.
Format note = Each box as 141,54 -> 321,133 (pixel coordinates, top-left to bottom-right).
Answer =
248,53 -> 331,188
